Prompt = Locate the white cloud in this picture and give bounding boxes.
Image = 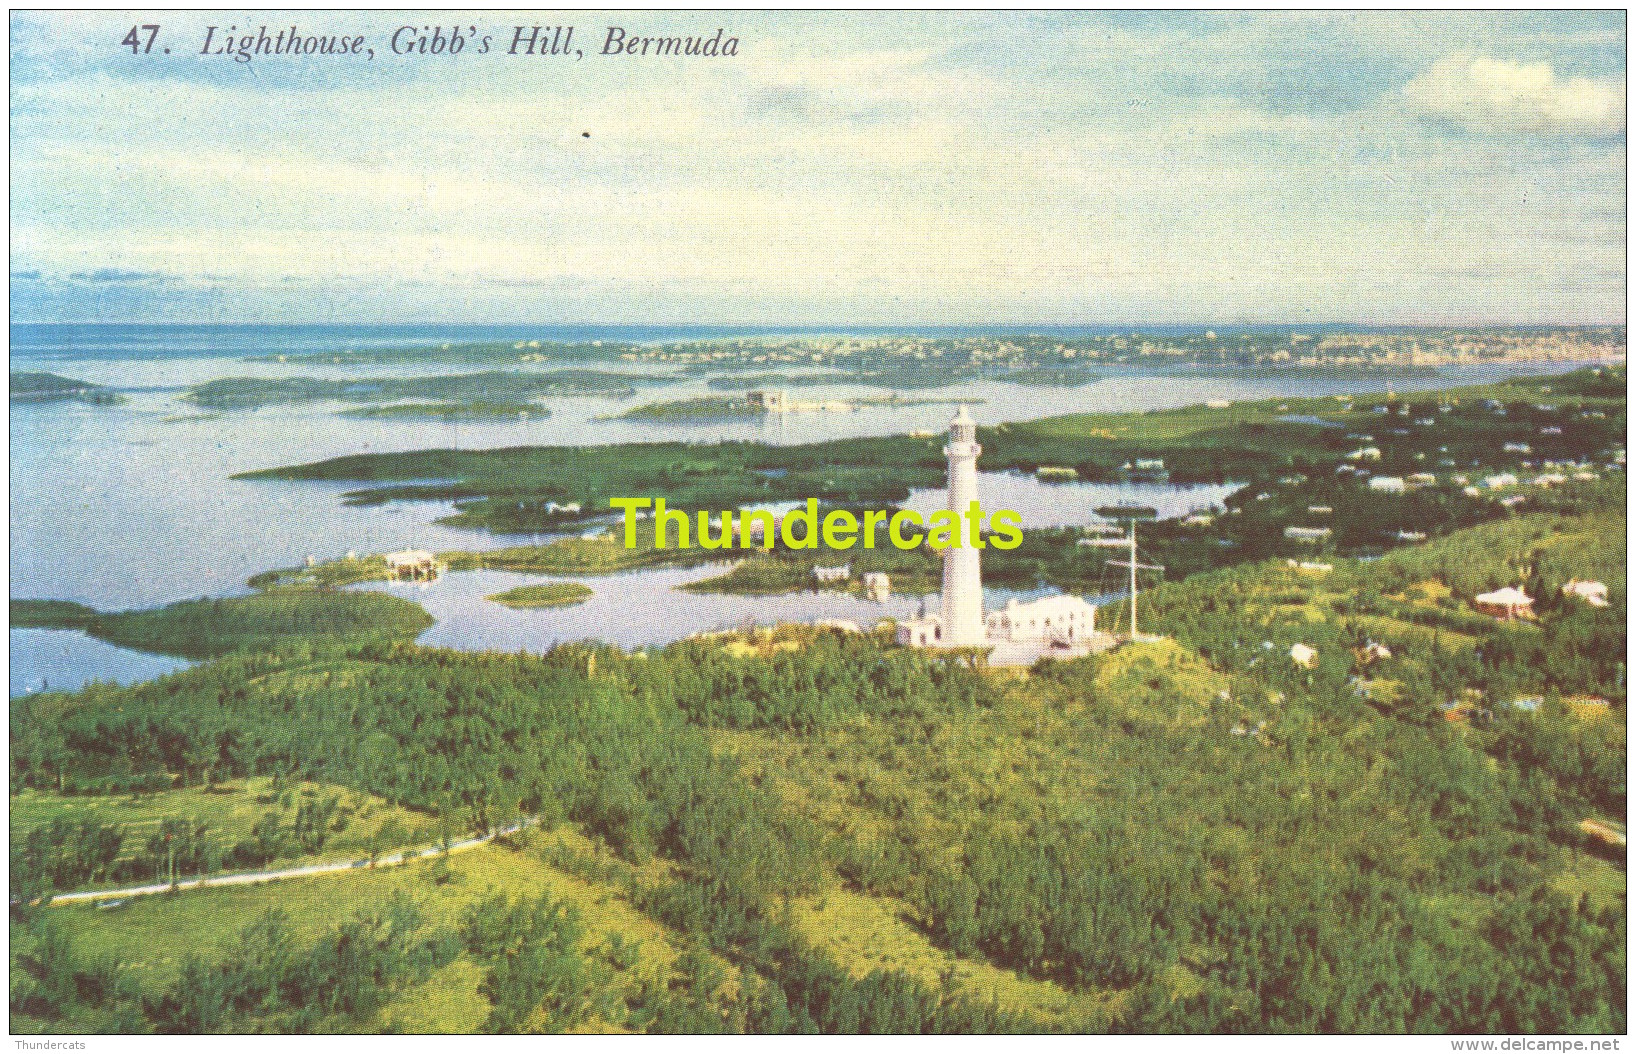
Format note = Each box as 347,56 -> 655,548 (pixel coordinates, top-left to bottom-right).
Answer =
1403,54 -> 1624,135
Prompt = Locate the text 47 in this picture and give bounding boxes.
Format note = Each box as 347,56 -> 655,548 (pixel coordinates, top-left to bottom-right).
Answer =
121,25 -> 160,54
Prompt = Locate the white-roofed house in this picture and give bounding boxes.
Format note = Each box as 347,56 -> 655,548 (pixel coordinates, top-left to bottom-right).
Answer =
1562,580 -> 1610,608
812,564 -> 852,584
1473,586 -> 1534,620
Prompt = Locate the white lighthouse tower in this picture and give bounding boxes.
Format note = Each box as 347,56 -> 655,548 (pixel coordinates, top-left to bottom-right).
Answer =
895,404 -> 1111,663
939,405 -> 986,646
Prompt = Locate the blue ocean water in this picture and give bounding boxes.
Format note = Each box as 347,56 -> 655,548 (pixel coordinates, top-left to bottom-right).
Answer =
10,322 -> 1350,362
10,323 -> 739,360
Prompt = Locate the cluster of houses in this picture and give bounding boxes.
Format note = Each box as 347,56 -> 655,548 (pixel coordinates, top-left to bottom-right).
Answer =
1327,392 -> 1623,502
1265,395 -> 1625,559
1281,574 -> 1611,675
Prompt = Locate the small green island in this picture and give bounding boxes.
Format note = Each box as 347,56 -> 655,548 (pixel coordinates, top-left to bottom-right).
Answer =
9,590 -> 432,660
485,582 -> 594,609
613,396 -> 766,422
10,372 -> 120,404
185,370 -> 655,411
704,372 -> 842,389
340,401 -> 547,421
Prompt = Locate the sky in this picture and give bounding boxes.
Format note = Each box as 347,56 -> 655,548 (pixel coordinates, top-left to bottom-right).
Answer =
8,10 -> 1628,326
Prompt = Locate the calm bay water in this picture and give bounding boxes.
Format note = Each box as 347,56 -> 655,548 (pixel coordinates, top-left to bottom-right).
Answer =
353,566 -> 1073,656
10,628 -> 192,697
356,566 -> 921,652
9,323 -> 1585,694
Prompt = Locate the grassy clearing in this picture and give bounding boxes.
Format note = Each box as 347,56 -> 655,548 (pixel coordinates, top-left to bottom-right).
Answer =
383,957 -> 490,1034
1087,638 -> 1232,717
1351,614 -> 1483,651
788,886 -> 1111,1029
1554,856 -> 1628,915
11,779 -> 438,889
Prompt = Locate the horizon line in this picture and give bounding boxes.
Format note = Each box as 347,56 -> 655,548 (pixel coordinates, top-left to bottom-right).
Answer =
10,320 -> 1629,331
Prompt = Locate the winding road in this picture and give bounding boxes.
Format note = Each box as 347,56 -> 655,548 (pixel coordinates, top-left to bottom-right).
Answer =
43,817 -> 538,907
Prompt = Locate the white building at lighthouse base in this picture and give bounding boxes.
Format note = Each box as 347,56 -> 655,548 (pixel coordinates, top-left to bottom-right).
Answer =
897,593 -> 1114,664
986,595 -> 1097,643
896,616 -> 944,648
